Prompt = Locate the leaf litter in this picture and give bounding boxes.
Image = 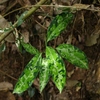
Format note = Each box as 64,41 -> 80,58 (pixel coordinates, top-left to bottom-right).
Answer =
0,0 -> 100,100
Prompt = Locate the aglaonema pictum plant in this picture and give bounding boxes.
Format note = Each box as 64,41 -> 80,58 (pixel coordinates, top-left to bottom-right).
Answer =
13,11 -> 88,94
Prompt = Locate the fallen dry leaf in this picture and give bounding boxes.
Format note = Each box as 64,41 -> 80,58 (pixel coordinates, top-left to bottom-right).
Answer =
85,34 -> 100,46
55,92 -> 70,100
86,20 -> 100,46
56,36 -> 63,45
0,82 -> 13,91
73,4 -> 90,10
66,79 -> 79,89
21,29 -> 29,43
0,15 -> 15,42
95,60 -> 100,82
0,15 -> 10,28
33,79 -> 39,90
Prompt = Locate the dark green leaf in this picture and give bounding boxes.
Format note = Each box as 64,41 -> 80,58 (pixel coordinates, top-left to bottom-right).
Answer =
13,54 -> 42,94
16,11 -> 27,27
21,42 -> 39,55
39,58 -> 50,92
47,12 -> 74,42
28,87 -> 35,98
56,44 -> 88,69
46,46 -> 66,93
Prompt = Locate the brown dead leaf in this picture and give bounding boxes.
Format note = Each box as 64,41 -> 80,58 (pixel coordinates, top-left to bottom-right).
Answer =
95,60 -> 100,83
55,92 -> 70,100
11,44 -> 19,52
66,79 -> 79,89
0,82 -> 13,91
86,20 -> 100,46
0,15 -> 15,42
96,67 -> 100,83
33,79 -> 39,90
66,34 -> 73,44
67,70 -> 74,78
45,20 -> 50,28
85,27 -> 100,46
73,4 -> 90,10
71,68 -> 86,80
56,36 -> 63,45
85,34 -> 100,46
21,29 -> 29,43
0,15 -> 10,28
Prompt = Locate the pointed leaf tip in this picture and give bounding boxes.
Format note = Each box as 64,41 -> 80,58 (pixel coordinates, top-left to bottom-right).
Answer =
40,58 -> 50,92
46,46 -> 66,92
56,44 -> 88,69
13,54 -> 42,94
47,12 -> 74,42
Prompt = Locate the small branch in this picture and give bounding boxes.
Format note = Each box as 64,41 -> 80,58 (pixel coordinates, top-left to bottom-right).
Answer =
0,0 -> 47,43
0,0 -> 8,4
0,69 -> 17,81
3,4 -> 100,17
35,20 -> 47,30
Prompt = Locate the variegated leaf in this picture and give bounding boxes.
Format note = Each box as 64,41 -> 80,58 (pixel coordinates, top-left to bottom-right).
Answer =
47,12 -> 74,42
21,42 -> 39,55
46,46 -> 66,93
13,54 -> 42,94
39,58 -> 50,92
56,44 -> 88,69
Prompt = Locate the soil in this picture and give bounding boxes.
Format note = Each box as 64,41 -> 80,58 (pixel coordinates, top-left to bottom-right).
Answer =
0,0 -> 100,100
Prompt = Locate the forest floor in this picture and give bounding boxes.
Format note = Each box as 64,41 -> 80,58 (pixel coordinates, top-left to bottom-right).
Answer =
0,0 -> 100,100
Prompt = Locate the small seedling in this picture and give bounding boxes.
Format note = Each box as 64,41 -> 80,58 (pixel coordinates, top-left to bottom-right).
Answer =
13,11 -> 88,94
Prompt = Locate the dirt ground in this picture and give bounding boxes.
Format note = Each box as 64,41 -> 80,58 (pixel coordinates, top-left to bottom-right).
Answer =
0,0 -> 100,100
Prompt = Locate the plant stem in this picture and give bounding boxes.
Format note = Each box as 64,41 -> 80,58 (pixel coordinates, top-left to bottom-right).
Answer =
0,0 -> 47,43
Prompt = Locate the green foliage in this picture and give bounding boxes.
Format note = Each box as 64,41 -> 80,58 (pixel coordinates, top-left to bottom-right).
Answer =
56,44 -> 88,69
46,46 -> 66,93
13,54 -> 42,94
21,42 -> 40,55
47,12 -> 74,42
13,11 -> 88,94
16,11 -> 28,27
39,58 -> 50,92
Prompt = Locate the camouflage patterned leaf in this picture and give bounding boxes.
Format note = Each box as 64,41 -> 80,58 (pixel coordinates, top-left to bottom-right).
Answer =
46,46 -> 66,93
13,54 -> 42,94
39,58 -> 50,92
47,12 -> 74,42
56,44 -> 88,69
21,42 -> 39,55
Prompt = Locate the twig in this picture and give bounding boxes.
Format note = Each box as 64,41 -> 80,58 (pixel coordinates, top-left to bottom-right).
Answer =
0,2 -> 100,43
0,69 -> 17,81
3,4 -> 100,17
0,0 -> 47,43
35,20 -> 47,30
0,0 -> 8,4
